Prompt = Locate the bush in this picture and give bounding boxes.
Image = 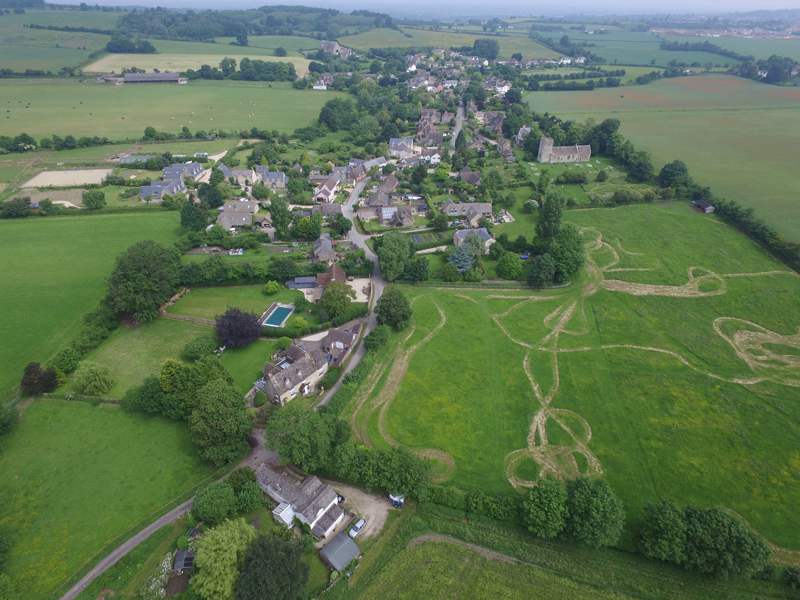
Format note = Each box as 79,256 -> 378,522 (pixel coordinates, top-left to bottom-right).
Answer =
262,280 -> 281,295
216,308 -> 261,348
82,189 -> 106,210
228,467 -> 256,494
376,286 -> 411,331
275,336 -> 292,351
0,404 -> 18,436
783,566 -> 800,589
71,362 -> 114,396
193,482 -> 238,525
565,477 -> 624,548
51,347 -> 81,374
522,479 -> 567,539
182,334 -> 218,362
364,325 -> 389,351
20,362 -> 58,396
236,480 -> 264,513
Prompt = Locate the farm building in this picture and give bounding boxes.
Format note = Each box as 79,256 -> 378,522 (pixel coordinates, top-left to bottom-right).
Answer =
320,40 -> 353,59
454,227 -> 495,255
139,178 -> 185,202
537,136 -> 591,164
320,532 -> 361,572
122,72 -> 188,85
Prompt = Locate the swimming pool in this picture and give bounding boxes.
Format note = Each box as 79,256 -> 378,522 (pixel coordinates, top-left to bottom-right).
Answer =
262,303 -> 295,328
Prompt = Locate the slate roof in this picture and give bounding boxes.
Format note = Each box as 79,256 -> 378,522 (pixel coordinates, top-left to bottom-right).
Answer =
123,72 -> 183,83
441,200 -> 493,217
320,532 -> 361,572
454,227 -> 493,245
254,166 -> 287,187
313,233 -> 337,262
262,343 -> 326,398
256,464 -> 338,525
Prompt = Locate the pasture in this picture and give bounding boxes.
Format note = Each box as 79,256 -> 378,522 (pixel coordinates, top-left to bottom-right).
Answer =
0,399 -> 212,600
216,35 -> 320,55
526,75 -> 800,241
0,79 -> 340,139
662,34 -> 800,62
339,27 -> 559,59
0,9 -> 116,71
0,212 -> 179,401
348,203 -> 800,550
85,51 -> 310,76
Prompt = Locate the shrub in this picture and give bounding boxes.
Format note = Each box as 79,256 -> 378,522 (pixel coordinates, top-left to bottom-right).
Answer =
783,566 -> 800,589
320,367 -> 341,390
565,477 -> 624,548
71,362 -> 114,396
20,362 -> 58,396
376,286 -> 411,331
236,480 -> 264,513
82,189 -> 106,210
0,404 -> 18,436
51,347 -> 81,374
182,334 -> 218,362
216,308 -> 261,348
275,336 -> 292,351
364,325 -> 389,351
522,479 -> 567,539
193,482 -> 238,525
262,280 -> 281,295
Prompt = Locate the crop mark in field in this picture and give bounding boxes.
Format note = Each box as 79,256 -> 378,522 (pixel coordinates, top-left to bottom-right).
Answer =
499,225 -> 800,488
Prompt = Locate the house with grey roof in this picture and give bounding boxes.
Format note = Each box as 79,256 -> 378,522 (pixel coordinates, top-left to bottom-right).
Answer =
389,137 -> 417,160
139,178 -> 186,202
254,167 -> 287,189
314,174 -> 340,203
458,169 -> 481,186
256,464 -> 345,539
320,40 -> 352,59
262,342 -> 328,405
441,200 -> 493,227
320,532 -> 361,572
218,164 -> 256,187
313,233 -> 337,264
163,162 -> 204,181
122,72 -> 187,84
454,227 -> 495,254
216,199 -> 259,231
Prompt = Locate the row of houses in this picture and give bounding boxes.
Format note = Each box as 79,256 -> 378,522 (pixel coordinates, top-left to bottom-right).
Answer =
139,161 -> 204,202
218,164 -> 288,190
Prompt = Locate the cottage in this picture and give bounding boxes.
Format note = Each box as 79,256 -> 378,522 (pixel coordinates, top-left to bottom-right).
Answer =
320,40 -> 352,59
320,533 -> 361,572
389,137 -> 417,159
218,164 -> 256,187
537,136 -> 591,164
254,167 -> 287,189
216,199 -> 259,231
139,178 -> 185,202
256,464 -> 345,538
453,227 -> 495,254
314,174 -> 341,203
311,203 -> 343,220
162,162 -> 204,181
458,169 -> 482,187
262,343 -> 328,405
316,264 -> 347,288
378,174 -> 399,195
313,233 -> 337,264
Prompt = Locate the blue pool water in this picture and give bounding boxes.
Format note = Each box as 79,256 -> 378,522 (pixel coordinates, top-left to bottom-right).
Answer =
264,305 -> 294,327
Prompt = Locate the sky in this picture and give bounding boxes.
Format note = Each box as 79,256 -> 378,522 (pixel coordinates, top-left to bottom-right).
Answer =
65,0 -> 800,15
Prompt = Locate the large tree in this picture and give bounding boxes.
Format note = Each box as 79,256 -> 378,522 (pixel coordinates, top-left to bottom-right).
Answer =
522,478 -> 567,539
638,500 -> 687,565
319,281 -> 354,320
535,193 -> 563,242
235,535 -> 308,600
193,482 -> 238,526
216,308 -> 261,348
106,240 -> 181,322
189,379 -> 251,466
376,286 -> 411,331
192,518 -> 257,600
181,202 -> 208,230
265,404 -> 332,472
20,362 -> 57,396
565,477 -> 625,548
377,232 -> 412,282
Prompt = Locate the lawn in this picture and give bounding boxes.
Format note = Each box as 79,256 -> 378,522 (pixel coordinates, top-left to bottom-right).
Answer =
339,27 -> 559,59
0,79 -> 342,139
221,339 -> 278,396
167,285 -> 303,320
526,74 -> 800,241
78,318 -> 211,398
0,9 -> 117,71
0,211 -> 179,401
0,399 -> 213,600
348,202 -> 800,550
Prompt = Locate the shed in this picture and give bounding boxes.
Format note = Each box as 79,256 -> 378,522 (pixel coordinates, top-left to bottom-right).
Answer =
319,532 -> 361,572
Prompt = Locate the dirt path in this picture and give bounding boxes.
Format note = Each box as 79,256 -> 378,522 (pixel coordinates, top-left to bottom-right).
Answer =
406,534 -> 519,564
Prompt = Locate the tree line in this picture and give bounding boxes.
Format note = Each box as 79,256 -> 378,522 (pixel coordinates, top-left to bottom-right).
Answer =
184,57 -> 296,82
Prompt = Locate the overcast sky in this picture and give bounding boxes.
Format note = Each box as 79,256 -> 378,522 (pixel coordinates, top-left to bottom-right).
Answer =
66,0 -> 800,14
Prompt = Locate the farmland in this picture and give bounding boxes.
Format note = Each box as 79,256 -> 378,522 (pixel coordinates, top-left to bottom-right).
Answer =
662,34 -> 800,62
0,9 -> 117,71
0,212 -> 179,401
0,79 -> 341,139
339,27 -> 559,59
348,203 -> 800,550
526,74 -> 800,241
0,399 -> 212,600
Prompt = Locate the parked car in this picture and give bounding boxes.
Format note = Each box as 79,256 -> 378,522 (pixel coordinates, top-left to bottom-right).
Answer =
348,519 -> 366,538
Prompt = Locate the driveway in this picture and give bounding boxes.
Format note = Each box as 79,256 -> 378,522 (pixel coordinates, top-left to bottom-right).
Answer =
324,480 -> 391,540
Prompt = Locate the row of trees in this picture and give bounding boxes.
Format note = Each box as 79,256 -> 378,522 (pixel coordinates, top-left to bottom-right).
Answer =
185,57 -> 297,82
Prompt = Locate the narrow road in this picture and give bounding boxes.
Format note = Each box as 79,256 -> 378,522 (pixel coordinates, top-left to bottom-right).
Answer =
60,500 -> 194,600
451,103 -> 465,151
318,178 -> 387,408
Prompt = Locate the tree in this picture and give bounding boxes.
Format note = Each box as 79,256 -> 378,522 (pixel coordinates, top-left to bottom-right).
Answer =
262,280 -> 281,295
364,325 -> 389,351
121,375 -> 166,415
269,197 -> 291,239
266,404 -> 331,472
522,479 -> 567,539
549,225 -> 584,284
192,518 -> 257,600
627,150 -> 654,182
106,241 -> 180,322
293,214 -> 322,241
376,286 -> 411,331
658,160 -> 690,188
1,197 -> 32,218
319,281 -> 355,320
216,308 -> 261,348
430,211 -> 449,232
235,535 -> 308,600
274,46 -> 287,57
504,88 -> 522,104
236,480 -> 264,513
193,482 -> 238,525
189,379 -> 251,466
536,193 -> 562,241
329,213 -> 352,237
565,477 -> 624,548
72,362 -> 114,396
639,500 -> 687,565
82,190 -> 106,210
448,244 -> 475,273
683,507 -> 770,577
377,232 -> 412,282
181,202 -> 207,230
496,252 -> 523,280
0,403 -> 18,436
319,97 -> 358,131
20,362 -> 57,396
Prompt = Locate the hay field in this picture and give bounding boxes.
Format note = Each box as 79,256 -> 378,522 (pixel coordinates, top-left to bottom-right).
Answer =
85,51 -> 310,76
22,168 -> 111,187
663,34 -> 800,62
526,75 -> 800,241
0,79 -> 341,139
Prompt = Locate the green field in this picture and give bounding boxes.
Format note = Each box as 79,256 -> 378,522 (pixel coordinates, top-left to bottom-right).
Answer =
0,212 -> 179,401
0,399 -> 212,600
545,30 -> 740,67
339,27 -> 559,59
0,79 -> 341,139
167,285 -> 300,320
350,203 -> 800,550
216,35 -> 320,55
663,34 -> 800,62
526,74 -> 800,241
0,9 -> 117,71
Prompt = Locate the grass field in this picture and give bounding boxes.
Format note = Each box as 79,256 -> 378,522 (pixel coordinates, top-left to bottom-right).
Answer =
0,79 -> 339,139
0,212 -> 179,401
663,34 -> 800,62
349,202 -> 800,550
339,27 -> 559,59
167,285 -> 301,320
0,9 -> 117,71
0,399 -> 212,600
526,74 -> 800,241
216,35 -> 320,55
545,30 -> 741,67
